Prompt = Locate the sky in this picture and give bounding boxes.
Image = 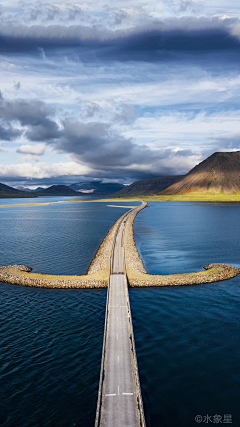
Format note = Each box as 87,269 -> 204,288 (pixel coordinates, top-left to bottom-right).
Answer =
1,0 -> 240,187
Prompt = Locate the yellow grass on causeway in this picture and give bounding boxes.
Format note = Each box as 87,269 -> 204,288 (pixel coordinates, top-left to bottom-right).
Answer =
17,268 -> 109,282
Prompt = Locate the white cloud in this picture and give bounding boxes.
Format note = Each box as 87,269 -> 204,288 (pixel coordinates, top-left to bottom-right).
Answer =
16,144 -> 46,155
0,161 -> 91,179
122,110 -> 240,150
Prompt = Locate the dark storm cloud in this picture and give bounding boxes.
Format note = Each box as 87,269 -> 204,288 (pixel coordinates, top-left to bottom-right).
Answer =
0,124 -> 21,140
0,96 -> 55,126
0,93 -> 198,181
44,117 -> 196,179
0,93 -> 59,148
0,23 -> 112,53
48,118 -> 154,168
0,95 -> 59,142
25,121 -> 59,141
0,17 -> 240,61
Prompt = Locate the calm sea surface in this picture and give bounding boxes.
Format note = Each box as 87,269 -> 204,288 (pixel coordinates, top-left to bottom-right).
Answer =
132,202 -> 240,427
1,200 -> 240,426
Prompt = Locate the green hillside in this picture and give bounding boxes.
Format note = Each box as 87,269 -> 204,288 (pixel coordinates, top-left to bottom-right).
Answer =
0,183 -> 35,198
36,185 -> 79,196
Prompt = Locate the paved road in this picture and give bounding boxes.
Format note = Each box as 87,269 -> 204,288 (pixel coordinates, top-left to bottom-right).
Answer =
99,209 -> 142,427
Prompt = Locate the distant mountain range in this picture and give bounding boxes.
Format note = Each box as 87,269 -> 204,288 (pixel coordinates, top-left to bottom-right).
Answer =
15,186 -> 45,192
160,151 -> 240,195
69,181 -> 125,195
0,181 -> 125,198
0,183 -> 36,198
35,185 -> 79,197
0,184 -> 80,198
1,152 -> 240,199
112,176 -> 183,197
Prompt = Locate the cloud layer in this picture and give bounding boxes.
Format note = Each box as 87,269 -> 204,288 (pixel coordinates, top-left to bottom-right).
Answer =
0,17 -> 240,60
1,1 -> 240,185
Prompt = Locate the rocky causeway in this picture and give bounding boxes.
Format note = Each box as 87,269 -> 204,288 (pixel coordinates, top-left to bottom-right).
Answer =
0,202 -> 239,288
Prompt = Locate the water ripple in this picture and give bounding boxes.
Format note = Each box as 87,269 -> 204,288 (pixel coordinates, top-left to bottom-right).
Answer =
132,202 -> 240,427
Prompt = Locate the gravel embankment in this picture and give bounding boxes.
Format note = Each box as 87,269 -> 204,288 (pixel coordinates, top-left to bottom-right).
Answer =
0,265 -> 107,288
0,202 -> 239,288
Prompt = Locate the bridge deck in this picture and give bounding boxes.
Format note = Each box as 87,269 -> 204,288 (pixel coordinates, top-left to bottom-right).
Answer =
100,274 -> 139,426
96,207 -> 145,427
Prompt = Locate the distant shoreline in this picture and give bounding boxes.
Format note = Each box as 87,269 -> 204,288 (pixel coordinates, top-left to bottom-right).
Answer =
1,193 -> 240,208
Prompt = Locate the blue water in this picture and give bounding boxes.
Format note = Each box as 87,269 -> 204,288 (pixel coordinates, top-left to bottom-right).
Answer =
0,284 -> 105,427
0,200 -> 136,275
132,202 -> 240,427
0,200 -> 139,427
0,195 -> 93,205
0,200 -> 240,426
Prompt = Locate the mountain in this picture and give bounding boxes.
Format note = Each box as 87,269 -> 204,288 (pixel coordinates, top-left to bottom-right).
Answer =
15,186 -> 32,192
112,176 -> 183,197
16,186 -> 48,192
32,187 -> 45,192
0,183 -> 89,198
69,181 -> 125,195
36,185 -> 79,196
160,151 -> 240,195
0,183 -> 35,198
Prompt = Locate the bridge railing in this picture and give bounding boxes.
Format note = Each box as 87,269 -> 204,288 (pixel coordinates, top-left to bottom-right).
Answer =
94,255 -> 111,427
123,221 -> 146,427
123,273 -> 146,427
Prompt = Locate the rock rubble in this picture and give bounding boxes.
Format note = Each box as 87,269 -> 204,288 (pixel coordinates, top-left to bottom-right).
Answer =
0,202 -> 239,289
0,265 -> 107,288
